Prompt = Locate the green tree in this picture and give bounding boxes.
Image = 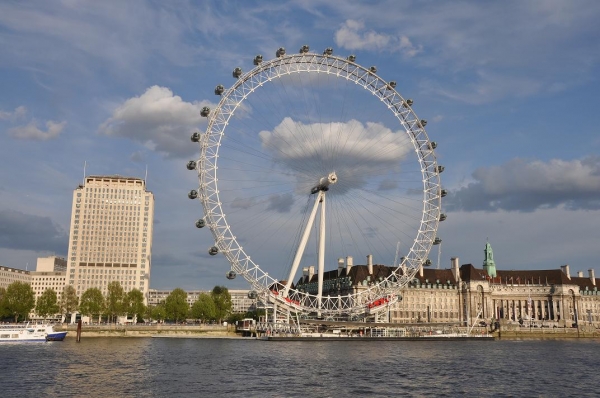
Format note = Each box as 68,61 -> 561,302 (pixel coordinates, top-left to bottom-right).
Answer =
4,281 -> 35,322
150,303 -> 166,322
105,281 -> 125,323
211,286 -> 232,324
164,288 -> 188,323
190,293 -> 216,322
35,288 -> 59,319
79,288 -> 105,322
0,287 -> 8,319
125,289 -> 146,322
60,285 -> 79,321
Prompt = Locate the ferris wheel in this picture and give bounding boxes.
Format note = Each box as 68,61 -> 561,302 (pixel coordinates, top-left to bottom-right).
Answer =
187,45 -> 444,317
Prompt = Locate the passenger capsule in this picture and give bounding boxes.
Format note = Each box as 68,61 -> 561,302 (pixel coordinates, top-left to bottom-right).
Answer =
186,160 -> 197,170
423,259 -> 432,266
208,246 -> 219,256
226,270 -> 236,280
420,119 -> 427,127
299,45 -> 309,54
323,47 -> 333,56
402,99 -> 414,108
188,190 -> 198,199
214,85 -> 225,95
195,219 -> 206,228
248,290 -> 258,299
253,55 -> 263,65
440,189 -> 448,197
191,132 -> 201,142
439,213 -> 447,222
232,67 -> 242,78
369,66 -> 377,73
436,165 -> 445,174
347,54 -> 356,62
200,106 -> 210,117
428,141 -> 437,150
276,47 -> 286,57
387,81 -> 397,89
433,237 -> 442,245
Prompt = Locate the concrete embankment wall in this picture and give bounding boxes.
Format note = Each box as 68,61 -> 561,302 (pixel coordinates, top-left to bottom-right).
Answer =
54,324 -> 238,338
492,324 -> 599,339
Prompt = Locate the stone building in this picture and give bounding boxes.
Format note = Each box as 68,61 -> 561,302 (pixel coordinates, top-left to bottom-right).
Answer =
66,175 -> 154,301
293,243 -> 600,327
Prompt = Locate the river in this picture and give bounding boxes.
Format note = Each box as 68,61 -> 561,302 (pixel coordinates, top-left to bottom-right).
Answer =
1,337 -> 598,397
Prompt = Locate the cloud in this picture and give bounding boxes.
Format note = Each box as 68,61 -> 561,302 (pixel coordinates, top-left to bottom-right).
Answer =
0,209 -> 67,253
266,193 -> 294,213
258,117 -> 411,194
335,20 -> 422,57
445,156 -> 600,212
98,86 -> 214,158
8,119 -> 66,140
0,105 -> 26,121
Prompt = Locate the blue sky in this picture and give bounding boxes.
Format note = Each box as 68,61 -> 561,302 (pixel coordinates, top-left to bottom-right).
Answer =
1,0 -> 599,290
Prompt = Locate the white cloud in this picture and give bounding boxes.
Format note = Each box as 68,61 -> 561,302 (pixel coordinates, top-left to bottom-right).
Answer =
98,86 -> 214,158
8,119 -> 66,140
335,20 -> 422,57
446,156 -> 600,212
259,117 -> 412,194
0,105 -> 27,121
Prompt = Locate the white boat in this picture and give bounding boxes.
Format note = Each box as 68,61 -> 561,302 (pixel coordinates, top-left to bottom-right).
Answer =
0,323 -> 68,342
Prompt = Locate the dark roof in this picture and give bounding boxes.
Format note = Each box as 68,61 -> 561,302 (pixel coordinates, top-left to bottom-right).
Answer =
461,264 -> 599,289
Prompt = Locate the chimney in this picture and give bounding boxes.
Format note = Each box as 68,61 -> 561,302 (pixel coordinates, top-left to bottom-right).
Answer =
590,269 -> 596,286
451,257 -> 460,282
419,263 -> 424,278
308,265 -> 315,280
561,264 -> 570,280
577,271 -> 584,278
338,258 -> 345,276
346,256 -> 353,274
367,254 -> 373,275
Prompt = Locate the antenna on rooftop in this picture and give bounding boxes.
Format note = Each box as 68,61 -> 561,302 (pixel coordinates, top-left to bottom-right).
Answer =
83,161 -> 87,185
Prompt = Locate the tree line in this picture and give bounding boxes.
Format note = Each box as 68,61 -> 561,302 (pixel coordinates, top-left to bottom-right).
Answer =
0,281 -> 237,324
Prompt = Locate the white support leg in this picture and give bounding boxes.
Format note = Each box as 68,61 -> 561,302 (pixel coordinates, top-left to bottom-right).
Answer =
317,193 -> 326,312
283,190 -> 323,298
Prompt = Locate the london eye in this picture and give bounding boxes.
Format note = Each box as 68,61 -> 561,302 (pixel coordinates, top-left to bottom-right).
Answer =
188,45 -> 444,318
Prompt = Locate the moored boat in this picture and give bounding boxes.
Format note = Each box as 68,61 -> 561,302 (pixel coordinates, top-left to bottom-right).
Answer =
0,323 -> 67,342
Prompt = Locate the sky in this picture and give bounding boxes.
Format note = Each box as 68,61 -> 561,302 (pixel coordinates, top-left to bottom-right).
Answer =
1,0 -> 599,291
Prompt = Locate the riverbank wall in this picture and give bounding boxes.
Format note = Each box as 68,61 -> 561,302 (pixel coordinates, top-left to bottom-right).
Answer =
52,324 -> 600,339
54,324 -> 237,338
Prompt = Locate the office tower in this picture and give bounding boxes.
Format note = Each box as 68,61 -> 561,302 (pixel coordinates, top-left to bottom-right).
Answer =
66,175 -> 154,301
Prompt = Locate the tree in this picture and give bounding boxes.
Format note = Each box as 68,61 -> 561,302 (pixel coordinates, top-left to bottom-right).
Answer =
4,281 -> 35,322
190,293 -> 216,322
0,287 -> 9,320
211,286 -> 232,323
79,288 -> 105,322
150,304 -> 166,322
125,289 -> 146,322
164,288 -> 188,323
60,285 -> 79,320
105,281 -> 125,323
35,288 -> 59,319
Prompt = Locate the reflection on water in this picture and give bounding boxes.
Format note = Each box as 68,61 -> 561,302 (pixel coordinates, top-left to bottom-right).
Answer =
1,338 -> 599,397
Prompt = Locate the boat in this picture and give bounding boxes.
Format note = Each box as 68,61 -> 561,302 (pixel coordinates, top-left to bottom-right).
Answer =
0,323 -> 68,342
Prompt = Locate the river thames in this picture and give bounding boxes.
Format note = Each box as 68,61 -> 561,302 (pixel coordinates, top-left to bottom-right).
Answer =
1,337 -> 598,397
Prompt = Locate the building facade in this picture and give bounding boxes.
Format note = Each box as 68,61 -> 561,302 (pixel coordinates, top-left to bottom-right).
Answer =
0,265 -> 30,290
66,175 -> 154,301
293,247 -> 600,327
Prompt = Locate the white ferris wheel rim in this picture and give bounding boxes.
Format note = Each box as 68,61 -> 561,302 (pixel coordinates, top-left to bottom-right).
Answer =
196,48 -> 442,316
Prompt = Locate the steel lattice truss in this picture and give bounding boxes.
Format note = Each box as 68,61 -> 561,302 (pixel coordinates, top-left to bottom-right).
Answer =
195,49 -> 442,317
